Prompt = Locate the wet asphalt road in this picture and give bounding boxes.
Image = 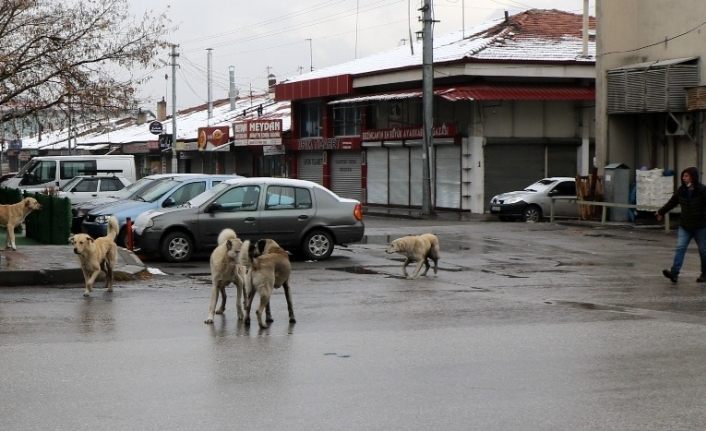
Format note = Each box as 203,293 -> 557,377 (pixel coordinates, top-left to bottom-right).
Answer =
3,217 -> 706,430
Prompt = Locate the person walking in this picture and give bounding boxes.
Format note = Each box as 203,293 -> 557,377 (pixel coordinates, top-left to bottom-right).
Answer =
656,167 -> 706,283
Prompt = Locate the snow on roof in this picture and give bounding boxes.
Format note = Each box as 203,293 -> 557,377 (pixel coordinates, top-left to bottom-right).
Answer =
20,95 -> 291,150
284,9 -> 595,84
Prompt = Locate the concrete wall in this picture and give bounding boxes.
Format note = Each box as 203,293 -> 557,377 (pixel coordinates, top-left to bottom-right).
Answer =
596,0 -> 706,175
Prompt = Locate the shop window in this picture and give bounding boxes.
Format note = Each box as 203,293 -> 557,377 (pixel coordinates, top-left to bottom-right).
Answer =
298,101 -> 321,138
333,105 -> 361,136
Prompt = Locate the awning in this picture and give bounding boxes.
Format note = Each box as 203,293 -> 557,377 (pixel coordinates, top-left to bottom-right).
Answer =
329,85 -> 594,105
437,85 -> 595,101
609,56 -> 698,72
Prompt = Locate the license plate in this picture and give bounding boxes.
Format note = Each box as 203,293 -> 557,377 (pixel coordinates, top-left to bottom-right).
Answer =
491,205 -> 500,212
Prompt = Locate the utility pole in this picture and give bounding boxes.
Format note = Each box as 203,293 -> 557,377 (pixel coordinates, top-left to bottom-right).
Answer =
421,0 -> 435,216
306,38 -> 313,71
170,44 -> 179,173
229,66 -> 237,111
207,48 -> 213,121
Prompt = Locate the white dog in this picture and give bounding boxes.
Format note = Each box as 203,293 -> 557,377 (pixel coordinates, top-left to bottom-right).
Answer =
385,233 -> 440,279
0,197 -> 42,250
70,216 -> 119,297
204,228 -> 246,324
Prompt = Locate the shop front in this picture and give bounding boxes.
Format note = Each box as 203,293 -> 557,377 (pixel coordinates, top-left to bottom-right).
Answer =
233,119 -> 287,178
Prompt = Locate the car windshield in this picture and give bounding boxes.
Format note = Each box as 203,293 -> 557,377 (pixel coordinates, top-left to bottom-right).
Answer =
137,179 -> 181,202
188,182 -> 230,207
523,179 -> 555,192
120,177 -> 165,200
59,176 -> 83,191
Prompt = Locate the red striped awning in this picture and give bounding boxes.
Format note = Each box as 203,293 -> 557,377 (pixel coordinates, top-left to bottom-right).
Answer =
436,85 -> 595,101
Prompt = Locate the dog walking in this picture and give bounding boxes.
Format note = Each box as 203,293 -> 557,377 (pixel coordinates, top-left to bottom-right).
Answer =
656,167 -> 706,283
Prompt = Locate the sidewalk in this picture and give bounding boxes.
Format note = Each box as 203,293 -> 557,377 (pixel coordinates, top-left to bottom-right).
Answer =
0,229 -> 147,287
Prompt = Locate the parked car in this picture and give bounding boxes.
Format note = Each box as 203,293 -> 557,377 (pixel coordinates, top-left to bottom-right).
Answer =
489,177 -> 578,222
132,177 -> 365,262
56,174 -> 132,206
82,174 -> 240,245
2,155 -> 136,193
71,174 -> 194,234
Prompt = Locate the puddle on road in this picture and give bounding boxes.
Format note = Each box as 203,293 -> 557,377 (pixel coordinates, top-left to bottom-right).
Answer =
328,266 -> 384,275
549,300 -> 636,315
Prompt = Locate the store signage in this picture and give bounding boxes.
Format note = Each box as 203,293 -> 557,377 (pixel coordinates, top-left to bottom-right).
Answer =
295,137 -> 360,151
197,126 -> 230,151
148,121 -> 164,135
123,142 -> 150,153
233,119 -> 283,146
361,123 -> 457,141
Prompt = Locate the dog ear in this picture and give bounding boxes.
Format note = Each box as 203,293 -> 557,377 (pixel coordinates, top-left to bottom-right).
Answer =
88,237 -> 95,243
69,235 -> 75,245
257,239 -> 267,254
226,240 -> 233,251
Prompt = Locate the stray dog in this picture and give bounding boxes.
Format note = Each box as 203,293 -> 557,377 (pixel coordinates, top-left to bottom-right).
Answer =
241,239 -> 295,329
385,233 -> 440,279
204,228 -> 246,324
70,216 -> 119,297
0,197 -> 42,250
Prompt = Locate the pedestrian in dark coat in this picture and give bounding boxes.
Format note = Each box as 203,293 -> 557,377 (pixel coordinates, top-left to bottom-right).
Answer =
656,167 -> 706,283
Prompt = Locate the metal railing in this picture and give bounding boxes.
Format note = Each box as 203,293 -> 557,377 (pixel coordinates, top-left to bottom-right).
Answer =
549,197 -> 670,232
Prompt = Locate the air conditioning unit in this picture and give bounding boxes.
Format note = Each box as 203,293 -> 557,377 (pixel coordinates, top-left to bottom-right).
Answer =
665,112 -> 694,136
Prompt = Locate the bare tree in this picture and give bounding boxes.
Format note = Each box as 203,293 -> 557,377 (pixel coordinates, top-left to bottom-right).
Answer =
0,0 -> 170,126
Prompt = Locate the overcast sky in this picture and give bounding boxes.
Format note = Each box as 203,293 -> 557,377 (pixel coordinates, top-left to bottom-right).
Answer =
128,0 -> 595,111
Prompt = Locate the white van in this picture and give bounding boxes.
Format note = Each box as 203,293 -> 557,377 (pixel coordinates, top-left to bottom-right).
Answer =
1,155 -> 136,193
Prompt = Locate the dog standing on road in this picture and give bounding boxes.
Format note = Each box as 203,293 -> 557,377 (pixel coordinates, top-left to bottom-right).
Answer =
385,233 -> 440,279
0,197 -> 42,250
205,228 -> 246,324
241,239 -> 296,329
70,216 -> 119,297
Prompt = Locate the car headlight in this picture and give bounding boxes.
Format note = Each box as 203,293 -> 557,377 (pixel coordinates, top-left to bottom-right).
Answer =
502,196 -> 523,204
95,215 -> 111,224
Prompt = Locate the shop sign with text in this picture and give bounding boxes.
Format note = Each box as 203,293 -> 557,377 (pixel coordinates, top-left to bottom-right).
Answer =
233,119 -> 283,146
361,123 -> 457,141
294,137 -> 360,151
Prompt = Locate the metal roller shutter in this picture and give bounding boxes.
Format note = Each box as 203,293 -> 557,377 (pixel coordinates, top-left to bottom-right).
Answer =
435,144 -> 461,209
547,144 -> 578,178
366,148 -> 388,204
484,143 -> 544,211
330,152 -> 362,201
389,147 -> 410,206
410,146 -> 425,207
297,152 -> 324,185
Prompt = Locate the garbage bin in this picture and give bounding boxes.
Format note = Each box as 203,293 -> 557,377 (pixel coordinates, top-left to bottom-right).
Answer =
604,163 -> 630,221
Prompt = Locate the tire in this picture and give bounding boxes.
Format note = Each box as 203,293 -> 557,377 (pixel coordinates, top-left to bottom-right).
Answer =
523,205 -> 543,223
300,229 -> 334,261
160,231 -> 194,262
116,227 -> 127,248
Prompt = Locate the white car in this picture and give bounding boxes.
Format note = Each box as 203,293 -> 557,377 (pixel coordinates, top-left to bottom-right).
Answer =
56,175 -> 133,206
489,177 -> 578,222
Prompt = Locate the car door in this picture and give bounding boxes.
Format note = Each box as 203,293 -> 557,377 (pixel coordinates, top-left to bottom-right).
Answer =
196,184 -> 262,248
549,180 -> 578,217
257,185 -> 316,248
69,178 -> 100,204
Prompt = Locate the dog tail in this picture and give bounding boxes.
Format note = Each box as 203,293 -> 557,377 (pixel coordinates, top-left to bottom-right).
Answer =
217,228 -> 237,246
239,239 -> 253,268
106,216 -> 119,241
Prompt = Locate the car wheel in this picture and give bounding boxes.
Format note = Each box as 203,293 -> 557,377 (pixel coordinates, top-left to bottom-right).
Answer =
160,231 -> 193,262
523,205 -> 543,222
300,229 -> 334,261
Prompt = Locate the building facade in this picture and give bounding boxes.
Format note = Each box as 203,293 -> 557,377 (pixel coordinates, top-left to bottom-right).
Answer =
276,9 -> 596,213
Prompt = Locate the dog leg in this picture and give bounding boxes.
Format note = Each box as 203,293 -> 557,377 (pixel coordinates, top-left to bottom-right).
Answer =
402,258 -> 411,278
235,281 -> 244,321
431,256 -> 438,274
421,257 -> 431,276
205,282 -> 221,324
282,281 -> 296,324
410,260 -> 425,279
244,284 -> 256,326
217,285 -> 227,315
256,290 -> 272,329
6,223 -> 16,250
83,269 -> 100,297
104,264 -> 114,292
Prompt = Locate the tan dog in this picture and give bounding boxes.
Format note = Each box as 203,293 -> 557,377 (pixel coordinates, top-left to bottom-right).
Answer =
385,233 -> 440,279
241,239 -> 295,329
70,216 -> 119,297
0,197 -> 42,250
204,228 -> 246,324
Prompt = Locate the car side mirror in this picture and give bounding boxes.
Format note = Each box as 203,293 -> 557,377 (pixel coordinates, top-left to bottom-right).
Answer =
163,197 -> 176,208
206,202 -> 222,213
548,189 -> 558,196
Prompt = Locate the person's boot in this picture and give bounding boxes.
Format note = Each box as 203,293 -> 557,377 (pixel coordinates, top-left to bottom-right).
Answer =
697,274 -> 706,282
663,269 -> 678,283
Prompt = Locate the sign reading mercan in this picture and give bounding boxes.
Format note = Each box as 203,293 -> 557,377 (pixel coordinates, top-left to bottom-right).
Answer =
148,121 -> 164,135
